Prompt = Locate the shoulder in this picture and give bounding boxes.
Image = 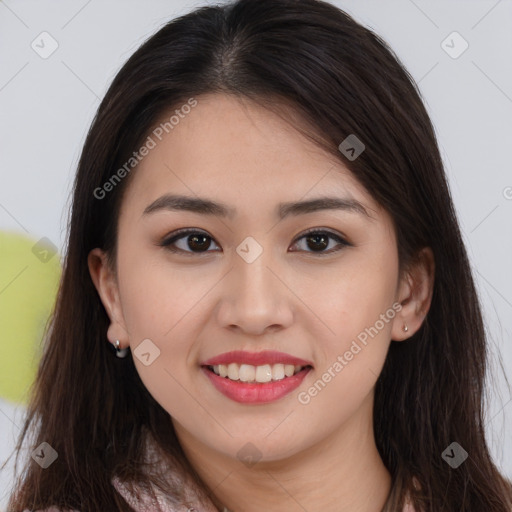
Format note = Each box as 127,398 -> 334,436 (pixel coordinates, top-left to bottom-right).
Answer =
403,477 -> 423,511
111,431 -> 218,512
403,493 -> 421,512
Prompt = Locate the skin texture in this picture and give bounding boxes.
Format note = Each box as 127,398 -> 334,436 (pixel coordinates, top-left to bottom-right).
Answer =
88,93 -> 435,512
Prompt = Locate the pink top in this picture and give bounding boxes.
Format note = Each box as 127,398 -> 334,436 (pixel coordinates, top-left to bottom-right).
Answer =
25,495 -> 416,512
112,477 -> 417,511
27,503 -> 415,512
24,433 -> 417,511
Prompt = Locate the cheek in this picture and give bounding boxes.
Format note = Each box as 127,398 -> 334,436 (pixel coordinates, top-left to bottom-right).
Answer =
117,245 -> 206,340
115,247 -> 219,405
306,247 -> 398,392
298,289 -> 396,431
319,249 -> 398,339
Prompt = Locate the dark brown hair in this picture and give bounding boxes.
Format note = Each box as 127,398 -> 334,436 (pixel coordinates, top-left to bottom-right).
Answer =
5,0 -> 512,510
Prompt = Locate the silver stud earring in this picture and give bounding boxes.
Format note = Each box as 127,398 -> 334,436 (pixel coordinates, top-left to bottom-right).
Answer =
114,339 -> 129,358
403,323 -> 408,333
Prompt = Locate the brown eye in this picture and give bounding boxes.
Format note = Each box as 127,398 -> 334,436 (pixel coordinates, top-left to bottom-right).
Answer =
159,228 -> 350,257
185,233 -> 212,252
160,229 -> 220,255
305,232 -> 329,251
289,229 -> 350,255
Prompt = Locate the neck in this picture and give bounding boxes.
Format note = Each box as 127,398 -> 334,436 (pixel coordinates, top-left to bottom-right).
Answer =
174,392 -> 392,512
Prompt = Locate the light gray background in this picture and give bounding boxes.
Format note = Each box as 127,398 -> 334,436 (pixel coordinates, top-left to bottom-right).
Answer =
1,0 -> 511,509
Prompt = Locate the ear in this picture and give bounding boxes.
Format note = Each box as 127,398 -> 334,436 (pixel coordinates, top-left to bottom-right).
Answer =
87,248 -> 130,349
391,247 -> 435,341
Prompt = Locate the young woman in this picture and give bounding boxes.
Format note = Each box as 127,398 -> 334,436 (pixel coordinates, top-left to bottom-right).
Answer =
5,0 -> 512,510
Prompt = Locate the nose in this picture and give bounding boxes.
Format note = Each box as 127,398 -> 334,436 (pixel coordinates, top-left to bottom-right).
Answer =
215,248 -> 294,336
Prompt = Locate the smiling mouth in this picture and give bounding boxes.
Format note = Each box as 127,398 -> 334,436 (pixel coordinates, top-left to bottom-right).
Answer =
205,363 -> 313,383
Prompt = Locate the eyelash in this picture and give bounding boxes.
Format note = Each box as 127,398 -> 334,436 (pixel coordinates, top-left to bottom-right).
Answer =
158,228 -> 351,257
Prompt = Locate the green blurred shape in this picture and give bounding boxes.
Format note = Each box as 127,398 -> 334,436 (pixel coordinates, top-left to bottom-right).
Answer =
0,231 -> 61,405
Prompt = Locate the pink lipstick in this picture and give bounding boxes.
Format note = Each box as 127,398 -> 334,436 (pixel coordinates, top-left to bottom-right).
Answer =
201,350 -> 313,404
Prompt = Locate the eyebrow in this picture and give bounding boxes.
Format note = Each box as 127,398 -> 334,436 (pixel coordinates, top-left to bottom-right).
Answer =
142,194 -> 374,221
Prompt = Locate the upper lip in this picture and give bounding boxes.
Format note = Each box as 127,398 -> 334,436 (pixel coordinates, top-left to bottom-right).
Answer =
202,350 -> 313,367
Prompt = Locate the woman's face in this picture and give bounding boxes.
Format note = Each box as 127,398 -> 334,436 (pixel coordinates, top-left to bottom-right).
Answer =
91,93 -> 416,464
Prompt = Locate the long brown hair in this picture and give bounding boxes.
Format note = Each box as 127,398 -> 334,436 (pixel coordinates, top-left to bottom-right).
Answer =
5,0 -> 512,510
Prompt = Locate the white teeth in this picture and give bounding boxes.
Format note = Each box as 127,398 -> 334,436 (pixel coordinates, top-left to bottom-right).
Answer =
239,364 -> 255,382
255,364 -> 272,383
227,363 -> 239,380
284,364 -> 295,377
210,362 -> 307,382
272,363 -> 285,380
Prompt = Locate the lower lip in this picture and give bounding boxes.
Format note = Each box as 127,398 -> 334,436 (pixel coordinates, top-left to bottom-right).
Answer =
201,366 -> 312,404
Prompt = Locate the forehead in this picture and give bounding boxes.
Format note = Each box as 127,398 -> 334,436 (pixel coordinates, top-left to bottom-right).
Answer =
122,93 -> 380,219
